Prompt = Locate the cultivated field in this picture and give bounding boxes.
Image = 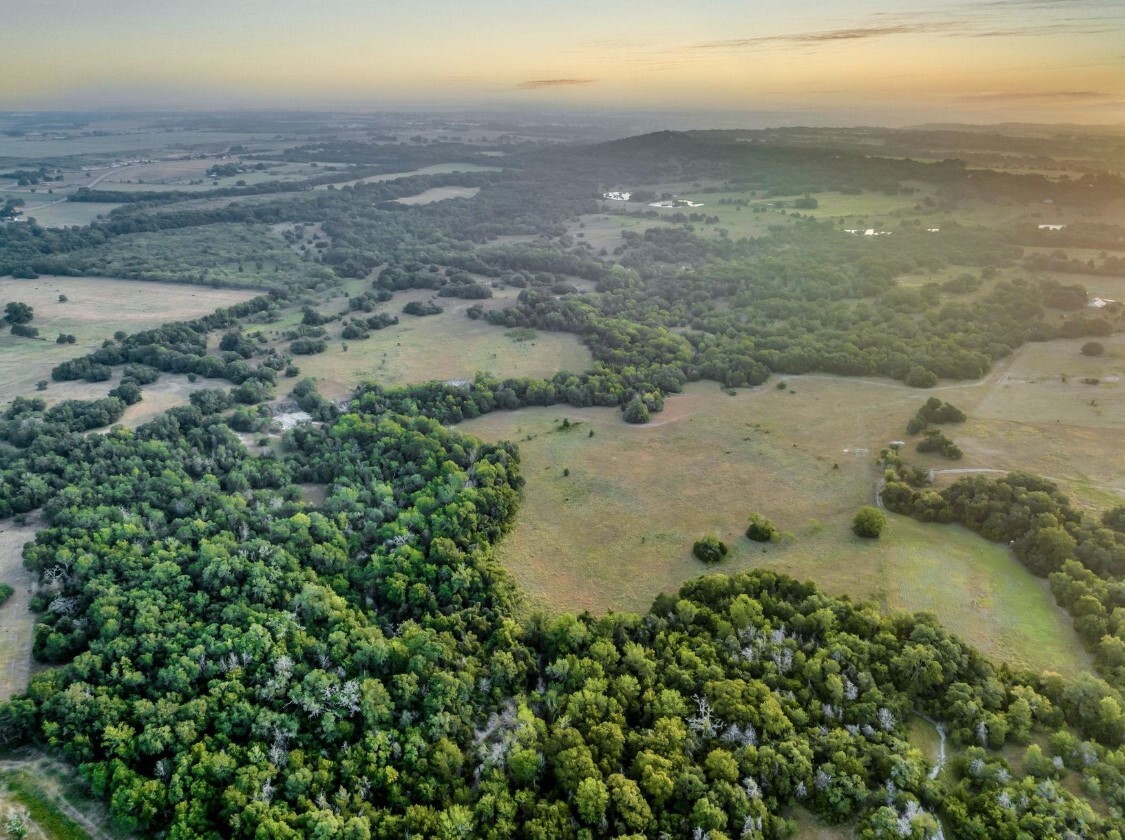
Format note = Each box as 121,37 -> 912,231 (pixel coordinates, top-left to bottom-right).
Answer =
460,378 -> 1092,676
0,276 -> 257,398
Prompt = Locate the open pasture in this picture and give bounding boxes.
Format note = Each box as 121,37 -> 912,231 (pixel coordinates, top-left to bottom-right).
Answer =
0,276 -> 256,398
395,186 -> 480,205
20,199 -> 124,229
945,335 -> 1125,507
460,380 -> 1090,676
316,162 -> 501,190
287,287 -> 592,401
568,214 -> 678,254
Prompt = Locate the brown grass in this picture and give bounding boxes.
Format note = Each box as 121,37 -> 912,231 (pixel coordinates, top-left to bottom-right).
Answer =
0,276 -> 257,400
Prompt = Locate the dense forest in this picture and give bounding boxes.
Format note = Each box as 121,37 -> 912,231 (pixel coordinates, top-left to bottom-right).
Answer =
2,127 -> 1125,837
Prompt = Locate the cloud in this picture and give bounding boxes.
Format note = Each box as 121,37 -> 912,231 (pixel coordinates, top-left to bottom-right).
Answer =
516,78 -> 597,90
690,5 -> 1121,53
694,23 -> 958,51
960,90 -> 1108,101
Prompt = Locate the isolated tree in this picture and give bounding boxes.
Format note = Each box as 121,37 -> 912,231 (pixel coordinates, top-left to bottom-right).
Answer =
693,535 -> 728,564
3,301 -> 33,325
746,513 -> 778,542
853,506 -> 887,538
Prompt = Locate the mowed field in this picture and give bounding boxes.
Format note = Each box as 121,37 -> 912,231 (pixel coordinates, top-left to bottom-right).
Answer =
284,287 -> 593,401
20,200 -> 124,229
0,277 -> 257,397
460,377 -> 1092,677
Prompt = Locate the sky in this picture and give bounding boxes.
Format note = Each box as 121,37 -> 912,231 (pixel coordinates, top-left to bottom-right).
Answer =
3,0 -> 1124,124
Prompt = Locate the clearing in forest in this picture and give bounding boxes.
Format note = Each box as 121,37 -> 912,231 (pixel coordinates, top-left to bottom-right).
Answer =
460,379 -> 1091,677
0,517 -> 40,702
282,287 -> 593,402
0,276 -> 257,405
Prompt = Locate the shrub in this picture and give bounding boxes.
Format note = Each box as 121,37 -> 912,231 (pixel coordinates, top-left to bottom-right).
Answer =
290,338 -> 327,355
692,535 -> 728,564
403,300 -> 443,316
0,582 -> 14,606
853,506 -> 887,538
904,366 -> 938,388
1081,341 -> 1105,357
745,514 -> 778,543
109,380 -> 143,405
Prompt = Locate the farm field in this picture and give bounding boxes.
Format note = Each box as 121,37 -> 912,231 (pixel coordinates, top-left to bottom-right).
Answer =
0,276 -> 257,398
460,379 -> 1092,676
288,288 -> 593,401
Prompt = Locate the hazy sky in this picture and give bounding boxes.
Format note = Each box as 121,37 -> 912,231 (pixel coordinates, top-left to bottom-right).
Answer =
4,0 -> 1124,123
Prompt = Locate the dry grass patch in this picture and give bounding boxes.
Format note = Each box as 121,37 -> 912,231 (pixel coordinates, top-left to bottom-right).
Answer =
287,288 -> 592,402
395,186 -> 480,205
0,277 -> 256,400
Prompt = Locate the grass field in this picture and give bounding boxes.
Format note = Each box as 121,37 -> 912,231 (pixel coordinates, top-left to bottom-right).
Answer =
569,214 -> 679,254
787,806 -> 854,839
395,186 -> 480,205
287,288 -> 593,401
460,379 -> 1091,676
0,518 -> 39,703
317,162 -> 502,190
0,276 -> 257,399
21,200 -> 124,229
951,335 -> 1125,508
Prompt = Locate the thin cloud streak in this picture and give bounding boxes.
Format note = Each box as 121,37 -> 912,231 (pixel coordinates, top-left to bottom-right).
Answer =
693,23 -> 958,51
960,90 -> 1107,101
517,78 -> 597,90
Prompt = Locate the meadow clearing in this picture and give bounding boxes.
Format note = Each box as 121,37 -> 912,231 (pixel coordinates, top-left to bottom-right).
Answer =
285,287 -> 593,401
461,375 -> 1094,677
0,276 -> 257,398
314,162 -> 502,190
0,517 -> 39,703
395,186 -> 481,205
